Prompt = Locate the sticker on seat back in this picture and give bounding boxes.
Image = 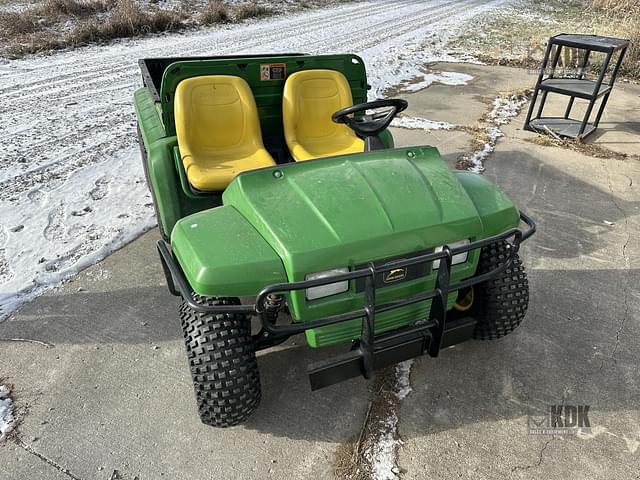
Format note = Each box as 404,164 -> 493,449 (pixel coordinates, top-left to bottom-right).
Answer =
260,64 -> 286,81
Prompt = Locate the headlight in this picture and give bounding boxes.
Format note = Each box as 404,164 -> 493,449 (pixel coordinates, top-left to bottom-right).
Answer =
433,239 -> 471,269
305,268 -> 349,300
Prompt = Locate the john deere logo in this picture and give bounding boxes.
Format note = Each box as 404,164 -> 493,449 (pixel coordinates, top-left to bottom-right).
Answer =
384,268 -> 407,284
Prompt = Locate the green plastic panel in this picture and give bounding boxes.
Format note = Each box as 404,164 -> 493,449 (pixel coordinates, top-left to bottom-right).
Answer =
223,147 -> 480,325
134,87 -> 166,148
453,171 -> 521,234
171,206 -> 287,296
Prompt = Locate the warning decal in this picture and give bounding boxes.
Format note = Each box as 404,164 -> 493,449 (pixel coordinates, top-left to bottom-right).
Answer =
260,64 -> 286,81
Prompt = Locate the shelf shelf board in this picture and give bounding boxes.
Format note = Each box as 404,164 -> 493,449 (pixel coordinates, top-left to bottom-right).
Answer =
539,78 -> 611,99
529,118 -> 596,139
552,34 -> 630,52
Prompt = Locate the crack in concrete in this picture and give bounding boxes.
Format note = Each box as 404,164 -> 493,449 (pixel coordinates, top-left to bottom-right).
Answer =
0,337 -> 54,348
15,437 -> 85,480
334,365 -> 409,480
510,438 -> 553,472
599,158 -> 631,367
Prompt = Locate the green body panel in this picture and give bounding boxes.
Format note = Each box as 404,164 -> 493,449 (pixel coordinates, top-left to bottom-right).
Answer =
452,171 -> 521,232
145,135 -> 216,235
134,88 -> 166,145
223,146 -> 483,277
171,206 -> 287,295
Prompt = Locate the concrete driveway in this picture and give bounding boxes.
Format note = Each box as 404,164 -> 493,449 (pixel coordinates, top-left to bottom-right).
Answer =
1,63 -> 639,479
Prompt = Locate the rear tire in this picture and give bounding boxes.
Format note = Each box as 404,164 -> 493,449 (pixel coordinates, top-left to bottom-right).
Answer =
471,241 -> 529,340
180,296 -> 261,427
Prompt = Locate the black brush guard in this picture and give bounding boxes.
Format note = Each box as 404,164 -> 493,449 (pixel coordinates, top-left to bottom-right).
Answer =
158,212 -> 535,390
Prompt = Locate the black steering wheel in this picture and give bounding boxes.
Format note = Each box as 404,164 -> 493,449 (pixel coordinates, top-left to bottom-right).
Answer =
331,99 -> 408,138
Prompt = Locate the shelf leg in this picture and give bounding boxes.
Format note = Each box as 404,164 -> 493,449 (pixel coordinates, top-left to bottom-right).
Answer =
578,49 -> 592,80
593,48 -> 627,128
535,91 -> 548,119
548,44 -> 563,77
524,41 -> 554,130
535,45 -> 563,121
566,49 -> 591,120
578,51 -> 612,139
564,97 -> 575,119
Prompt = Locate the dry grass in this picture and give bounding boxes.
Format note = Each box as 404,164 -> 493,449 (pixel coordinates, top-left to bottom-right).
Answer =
591,0 -> 640,77
591,0 -> 640,15
200,0 -> 229,24
0,0 -> 113,37
458,0 -> 639,80
0,0 -> 113,43
70,0 -> 184,45
0,0 -> 348,57
0,11 -> 43,36
39,0 -> 113,18
235,1 -> 272,20
0,0 -> 185,55
525,135 -> 639,161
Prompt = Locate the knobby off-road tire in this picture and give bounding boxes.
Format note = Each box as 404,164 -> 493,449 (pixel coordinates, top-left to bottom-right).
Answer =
180,296 -> 261,427
471,241 -> 529,340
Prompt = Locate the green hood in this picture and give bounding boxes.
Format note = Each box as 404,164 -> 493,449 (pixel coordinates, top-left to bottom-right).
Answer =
223,146 -> 485,280
172,146 -> 520,344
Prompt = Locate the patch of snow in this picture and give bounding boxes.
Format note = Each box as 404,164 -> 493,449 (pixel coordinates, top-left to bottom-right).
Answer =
392,116 -> 455,131
395,360 -> 414,400
0,148 -> 156,318
366,414 -> 402,480
0,385 -> 16,441
398,71 -> 474,93
463,93 -> 529,173
487,94 -> 528,126
366,360 -> 415,479
465,126 -> 504,174
0,0 -> 515,319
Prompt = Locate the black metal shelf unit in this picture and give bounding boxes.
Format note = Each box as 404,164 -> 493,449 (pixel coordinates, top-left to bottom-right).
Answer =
524,34 -> 629,140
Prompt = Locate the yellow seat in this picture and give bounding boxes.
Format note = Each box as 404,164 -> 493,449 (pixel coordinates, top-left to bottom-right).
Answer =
283,69 -> 364,161
174,75 -> 276,191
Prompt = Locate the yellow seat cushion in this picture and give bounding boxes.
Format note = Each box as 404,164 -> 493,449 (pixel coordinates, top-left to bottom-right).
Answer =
283,69 -> 364,161
174,75 -> 276,191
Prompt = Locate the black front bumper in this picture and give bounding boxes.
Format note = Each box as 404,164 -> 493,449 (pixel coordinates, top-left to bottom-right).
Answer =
158,211 -> 536,389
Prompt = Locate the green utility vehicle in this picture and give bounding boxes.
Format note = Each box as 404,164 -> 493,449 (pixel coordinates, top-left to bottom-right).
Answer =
134,53 -> 535,427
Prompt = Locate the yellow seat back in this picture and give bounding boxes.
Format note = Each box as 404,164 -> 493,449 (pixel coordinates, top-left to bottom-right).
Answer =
174,75 -> 275,191
283,69 -> 364,161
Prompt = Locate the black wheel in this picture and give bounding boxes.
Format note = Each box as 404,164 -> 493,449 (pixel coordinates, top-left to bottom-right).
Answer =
468,241 -> 529,340
179,296 -> 261,427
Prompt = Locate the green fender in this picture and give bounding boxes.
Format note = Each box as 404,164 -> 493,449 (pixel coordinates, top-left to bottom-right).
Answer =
172,206 -> 287,296
453,171 -> 520,236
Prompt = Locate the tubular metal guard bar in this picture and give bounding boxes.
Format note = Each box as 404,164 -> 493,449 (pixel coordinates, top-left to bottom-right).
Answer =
158,212 -> 536,343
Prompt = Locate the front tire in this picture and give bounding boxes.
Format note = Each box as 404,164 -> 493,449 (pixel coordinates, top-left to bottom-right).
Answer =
471,241 -> 529,340
180,296 -> 261,427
